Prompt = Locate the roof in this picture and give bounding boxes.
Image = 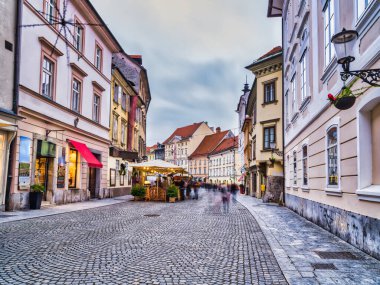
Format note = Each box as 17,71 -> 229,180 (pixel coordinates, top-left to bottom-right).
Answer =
189,130 -> 229,158
245,46 -> 282,70
146,144 -> 157,153
211,137 -> 238,155
163,122 -> 204,145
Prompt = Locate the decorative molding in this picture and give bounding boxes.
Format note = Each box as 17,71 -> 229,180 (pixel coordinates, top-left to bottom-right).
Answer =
70,63 -> 88,77
38,37 -> 64,56
92,81 -> 105,92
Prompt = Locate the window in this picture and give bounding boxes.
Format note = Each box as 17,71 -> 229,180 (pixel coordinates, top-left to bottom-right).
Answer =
327,126 -> 339,186
68,149 -> 78,188
204,167 -> 206,175
114,84 -> 119,103
302,145 -> 308,186
113,114 -> 118,141
357,0 -> 372,19
72,79 -> 81,113
74,22 -> 84,52
45,0 -> 56,24
300,51 -> 307,102
291,75 -> 297,114
42,57 -> 54,98
293,151 -> 297,185
263,126 -> 275,150
93,94 -> 100,122
95,45 -> 102,70
324,0 -> 335,67
285,91 -> 289,124
121,123 -> 126,145
264,82 -> 275,103
121,93 -> 127,110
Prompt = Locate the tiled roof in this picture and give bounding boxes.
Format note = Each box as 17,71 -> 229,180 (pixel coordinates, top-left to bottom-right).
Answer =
146,144 -> 157,153
189,131 -> 229,158
211,136 -> 238,155
257,46 -> 282,60
163,122 -> 204,145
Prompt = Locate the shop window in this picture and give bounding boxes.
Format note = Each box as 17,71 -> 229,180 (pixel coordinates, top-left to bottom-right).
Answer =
326,126 -> 339,186
68,149 -> 78,188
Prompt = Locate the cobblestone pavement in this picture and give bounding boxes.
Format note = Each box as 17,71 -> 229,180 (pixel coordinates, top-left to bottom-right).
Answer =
237,195 -> 380,285
0,190 -> 287,285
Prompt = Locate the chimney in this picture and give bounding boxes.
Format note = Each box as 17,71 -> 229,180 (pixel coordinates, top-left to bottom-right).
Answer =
216,127 -> 221,133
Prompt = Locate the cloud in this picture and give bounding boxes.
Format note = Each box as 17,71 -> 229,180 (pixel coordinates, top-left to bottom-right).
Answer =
91,0 -> 282,145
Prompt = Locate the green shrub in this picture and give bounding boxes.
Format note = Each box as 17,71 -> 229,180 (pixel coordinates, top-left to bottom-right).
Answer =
167,185 -> 179,198
30,184 -> 45,193
131,184 -> 146,198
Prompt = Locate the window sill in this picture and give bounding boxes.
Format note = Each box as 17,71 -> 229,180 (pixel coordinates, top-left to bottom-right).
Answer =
356,185 -> 380,202
291,112 -> 299,124
262,100 -> 278,106
301,186 -> 309,192
325,187 -> 342,196
292,185 -> 298,191
299,96 -> 311,112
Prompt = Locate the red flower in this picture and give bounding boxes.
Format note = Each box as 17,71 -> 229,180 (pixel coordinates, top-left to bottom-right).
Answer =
327,93 -> 336,102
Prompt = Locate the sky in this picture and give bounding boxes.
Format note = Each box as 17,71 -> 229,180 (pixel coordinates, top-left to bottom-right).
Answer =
91,0 -> 282,146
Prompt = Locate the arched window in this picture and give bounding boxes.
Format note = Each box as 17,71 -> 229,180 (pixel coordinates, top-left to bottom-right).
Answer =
302,145 -> 308,186
327,126 -> 339,186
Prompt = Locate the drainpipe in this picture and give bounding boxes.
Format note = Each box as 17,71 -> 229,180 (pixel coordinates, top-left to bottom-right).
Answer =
5,0 -> 22,211
281,18 -> 286,206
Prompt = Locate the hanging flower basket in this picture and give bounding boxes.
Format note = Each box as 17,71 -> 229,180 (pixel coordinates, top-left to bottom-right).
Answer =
327,78 -> 374,110
334,96 -> 356,110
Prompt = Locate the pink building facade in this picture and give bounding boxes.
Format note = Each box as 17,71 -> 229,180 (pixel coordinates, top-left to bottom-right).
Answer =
268,0 -> 380,258
10,0 -> 122,209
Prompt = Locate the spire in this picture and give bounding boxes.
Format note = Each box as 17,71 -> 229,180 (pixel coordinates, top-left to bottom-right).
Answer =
242,76 -> 250,93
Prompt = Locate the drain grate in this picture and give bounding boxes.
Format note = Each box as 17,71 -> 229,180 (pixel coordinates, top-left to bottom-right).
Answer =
311,263 -> 337,270
314,251 -> 361,260
144,214 -> 160,217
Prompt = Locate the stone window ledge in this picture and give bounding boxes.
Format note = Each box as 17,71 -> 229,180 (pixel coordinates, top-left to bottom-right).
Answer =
325,187 -> 342,196
301,186 -> 310,192
356,185 -> 380,202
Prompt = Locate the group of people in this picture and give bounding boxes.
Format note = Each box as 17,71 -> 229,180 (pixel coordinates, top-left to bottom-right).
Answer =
175,179 -> 201,200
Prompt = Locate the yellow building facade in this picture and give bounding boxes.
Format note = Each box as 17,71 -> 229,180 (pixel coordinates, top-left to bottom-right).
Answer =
246,47 -> 284,201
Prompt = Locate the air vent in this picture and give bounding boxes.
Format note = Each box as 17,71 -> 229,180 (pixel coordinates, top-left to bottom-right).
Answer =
311,263 -> 337,270
314,251 -> 361,260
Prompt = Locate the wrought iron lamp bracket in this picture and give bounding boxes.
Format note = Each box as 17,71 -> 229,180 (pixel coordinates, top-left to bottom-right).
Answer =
340,69 -> 380,87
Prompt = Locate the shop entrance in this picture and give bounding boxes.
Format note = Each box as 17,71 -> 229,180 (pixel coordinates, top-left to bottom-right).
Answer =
35,157 -> 54,201
89,167 -> 97,198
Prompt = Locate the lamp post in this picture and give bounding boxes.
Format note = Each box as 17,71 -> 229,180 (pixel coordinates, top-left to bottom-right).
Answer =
270,142 -> 283,157
331,28 -> 380,87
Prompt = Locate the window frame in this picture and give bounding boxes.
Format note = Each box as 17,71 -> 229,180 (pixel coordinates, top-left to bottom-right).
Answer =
92,93 -> 101,123
300,50 -> 308,103
302,144 -> 308,187
43,0 -> 59,25
68,148 -> 78,189
293,150 -> 297,186
73,18 -> 85,53
291,74 -> 297,116
323,0 -> 335,67
326,124 -> 340,190
356,0 -> 373,21
71,77 -> 82,113
263,81 -> 276,104
94,42 -> 103,71
112,113 -> 119,141
263,126 -> 276,150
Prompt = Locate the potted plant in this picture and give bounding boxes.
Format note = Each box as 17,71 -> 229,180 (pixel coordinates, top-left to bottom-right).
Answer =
29,184 -> 44,209
131,184 -> 146,201
167,185 -> 179,203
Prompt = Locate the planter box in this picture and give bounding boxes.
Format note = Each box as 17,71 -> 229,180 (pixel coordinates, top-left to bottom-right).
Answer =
169,197 -> 176,203
29,192 -> 43,209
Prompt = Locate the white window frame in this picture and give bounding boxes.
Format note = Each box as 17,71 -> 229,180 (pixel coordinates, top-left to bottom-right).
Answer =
293,150 -> 297,187
291,74 -> 297,116
325,117 -> 341,194
323,0 -> 335,67
74,22 -> 83,52
302,144 -> 308,187
356,0 -> 373,20
45,0 -> 55,24
42,57 -> 54,98
285,91 -> 289,126
93,94 -> 100,122
95,45 -> 102,70
72,79 -> 81,113
300,50 -> 308,102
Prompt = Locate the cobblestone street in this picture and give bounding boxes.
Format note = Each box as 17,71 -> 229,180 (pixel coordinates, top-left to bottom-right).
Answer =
0,191 -> 287,285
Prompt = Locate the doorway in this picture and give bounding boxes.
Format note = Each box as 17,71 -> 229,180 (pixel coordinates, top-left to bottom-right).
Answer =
35,157 -> 54,201
89,167 -> 97,198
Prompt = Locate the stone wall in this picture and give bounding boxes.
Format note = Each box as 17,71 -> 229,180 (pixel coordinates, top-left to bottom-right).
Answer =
286,193 -> 380,260
263,176 -> 284,203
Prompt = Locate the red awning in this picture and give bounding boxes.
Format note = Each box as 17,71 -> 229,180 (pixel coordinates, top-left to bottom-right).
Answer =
68,140 -> 103,168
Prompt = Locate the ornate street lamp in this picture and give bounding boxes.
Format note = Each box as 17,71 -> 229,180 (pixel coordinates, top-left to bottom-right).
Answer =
331,28 -> 380,87
270,142 -> 283,157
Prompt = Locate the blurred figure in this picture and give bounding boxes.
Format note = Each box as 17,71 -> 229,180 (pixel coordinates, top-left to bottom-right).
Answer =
193,181 -> 200,200
231,183 -> 238,203
221,185 -> 230,214
186,179 -> 192,199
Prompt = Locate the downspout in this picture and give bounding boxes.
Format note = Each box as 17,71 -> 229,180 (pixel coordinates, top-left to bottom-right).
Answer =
281,17 -> 286,206
5,0 -> 23,211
